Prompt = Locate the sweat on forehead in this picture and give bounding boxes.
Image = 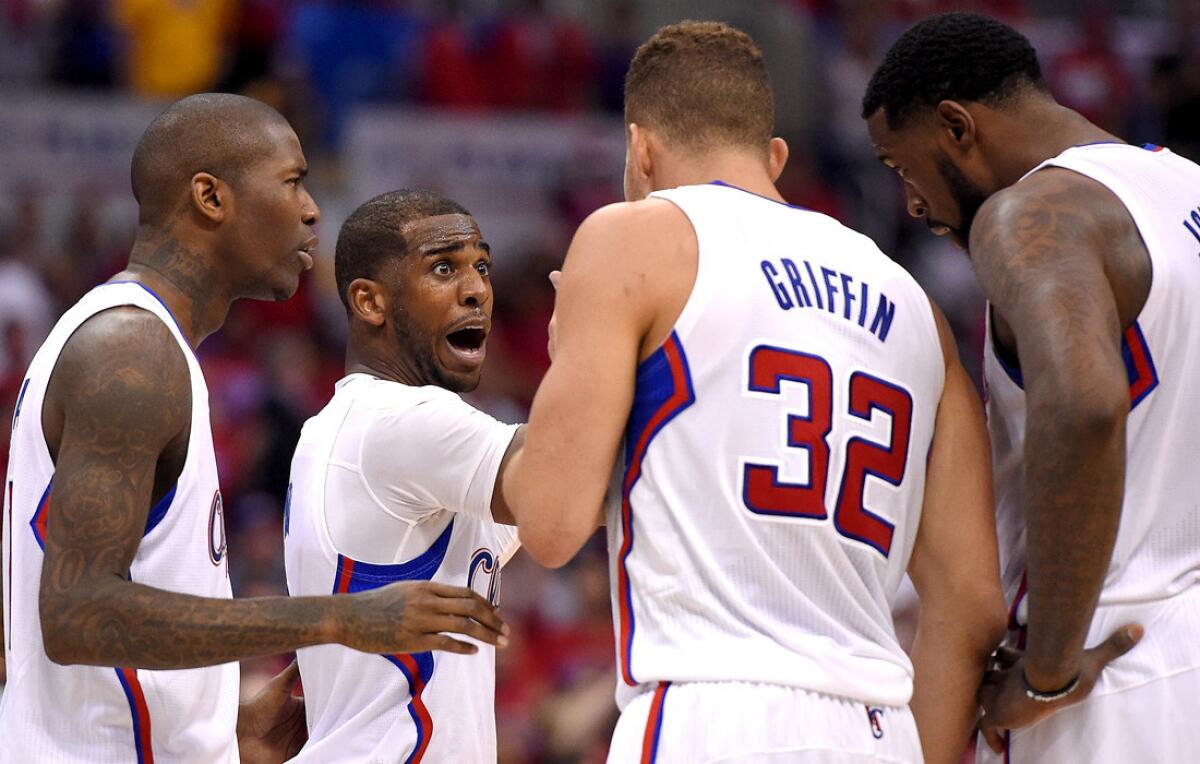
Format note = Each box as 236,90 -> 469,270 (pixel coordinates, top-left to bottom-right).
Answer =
334,189 -> 474,311
130,93 -> 291,224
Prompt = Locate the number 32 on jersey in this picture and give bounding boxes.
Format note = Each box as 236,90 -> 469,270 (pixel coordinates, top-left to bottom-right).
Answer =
740,344 -> 913,558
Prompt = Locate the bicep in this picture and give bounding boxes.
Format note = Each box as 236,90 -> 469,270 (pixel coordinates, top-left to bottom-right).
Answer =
521,228 -> 644,509
41,312 -> 190,592
970,183 -> 1126,396
363,399 -> 519,523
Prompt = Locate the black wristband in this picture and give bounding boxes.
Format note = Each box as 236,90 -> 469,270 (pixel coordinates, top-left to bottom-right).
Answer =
1021,669 -> 1081,703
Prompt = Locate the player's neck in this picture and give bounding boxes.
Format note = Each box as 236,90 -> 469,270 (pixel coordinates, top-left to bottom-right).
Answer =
345,344 -> 424,388
654,151 -> 785,203
122,231 -> 231,348
991,100 -> 1121,187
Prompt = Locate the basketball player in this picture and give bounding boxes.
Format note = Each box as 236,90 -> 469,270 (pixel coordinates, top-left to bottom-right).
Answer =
505,22 -> 1007,762
0,95 -> 506,764
284,190 -> 522,762
863,12 -> 1198,761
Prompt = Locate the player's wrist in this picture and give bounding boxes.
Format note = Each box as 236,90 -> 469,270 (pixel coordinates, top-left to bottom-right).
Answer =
1021,666 -> 1081,703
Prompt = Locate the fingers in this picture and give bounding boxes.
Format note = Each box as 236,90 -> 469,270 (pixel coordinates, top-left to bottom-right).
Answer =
422,583 -> 508,634
1088,623 -> 1143,667
990,645 -> 1023,670
428,635 -> 480,655
428,614 -> 510,648
980,722 -> 1005,755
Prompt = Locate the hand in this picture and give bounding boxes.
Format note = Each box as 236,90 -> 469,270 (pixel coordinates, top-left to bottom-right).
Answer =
338,581 -> 509,655
237,661 -> 306,764
978,624 -> 1142,752
547,270 -> 561,361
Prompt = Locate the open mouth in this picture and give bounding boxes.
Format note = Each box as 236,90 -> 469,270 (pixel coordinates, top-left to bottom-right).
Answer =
446,327 -> 487,355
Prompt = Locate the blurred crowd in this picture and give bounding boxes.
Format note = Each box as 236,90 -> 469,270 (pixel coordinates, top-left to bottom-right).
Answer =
0,0 -> 1197,761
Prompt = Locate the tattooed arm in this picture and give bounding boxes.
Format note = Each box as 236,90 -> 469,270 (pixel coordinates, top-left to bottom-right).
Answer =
39,308 -> 506,669
971,170 -> 1145,731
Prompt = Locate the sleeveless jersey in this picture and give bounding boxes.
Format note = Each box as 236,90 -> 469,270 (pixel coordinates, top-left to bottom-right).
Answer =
608,182 -> 945,709
984,143 -> 1200,692
1,282 -> 238,763
284,374 -> 519,763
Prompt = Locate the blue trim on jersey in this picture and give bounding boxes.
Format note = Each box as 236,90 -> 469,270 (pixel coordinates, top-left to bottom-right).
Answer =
114,668 -> 149,764
991,337 -> 1024,389
619,334 -> 695,685
11,377 -> 30,431
646,682 -> 670,762
1122,320 -> 1159,410
334,518 -> 454,591
708,180 -> 810,211
386,653 -> 435,763
143,484 -> 176,537
1141,143 -> 1164,152
330,520 -> 454,762
29,480 -> 51,550
623,338 -> 697,468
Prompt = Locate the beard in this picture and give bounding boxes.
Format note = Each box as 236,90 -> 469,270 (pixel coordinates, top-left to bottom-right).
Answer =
935,154 -> 989,247
390,308 -> 479,394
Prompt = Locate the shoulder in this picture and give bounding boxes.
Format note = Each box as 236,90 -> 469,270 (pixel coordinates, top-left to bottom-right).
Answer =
971,168 -> 1131,265
50,306 -> 190,437
570,199 -> 694,262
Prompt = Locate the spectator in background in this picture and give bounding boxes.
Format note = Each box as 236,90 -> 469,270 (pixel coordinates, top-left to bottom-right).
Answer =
48,0 -> 115,89
112,0 -> 235,97
1048,8 -> 1131,135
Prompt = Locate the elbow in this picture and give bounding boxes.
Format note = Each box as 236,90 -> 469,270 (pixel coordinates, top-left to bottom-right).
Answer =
1035,374 -> 1128,441
39,592 -> 83,665
517,526 -> 577,569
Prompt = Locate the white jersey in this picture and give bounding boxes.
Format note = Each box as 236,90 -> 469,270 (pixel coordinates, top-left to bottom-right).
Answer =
284,374 -> 519,763
984,142 -> 1200,695
608,182 -> 944,710
0,282 -> 238,764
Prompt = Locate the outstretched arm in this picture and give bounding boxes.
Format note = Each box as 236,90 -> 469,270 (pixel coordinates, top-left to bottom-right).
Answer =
907,300 -> 1006,763
39,309 -> 506,669
969,171 -> 1142,730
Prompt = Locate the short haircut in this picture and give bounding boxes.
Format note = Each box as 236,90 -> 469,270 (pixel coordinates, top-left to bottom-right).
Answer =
334,189 -> 471,311
625,20 -> 774,152
862,12 -> 1048,129
131,93 -> 290,225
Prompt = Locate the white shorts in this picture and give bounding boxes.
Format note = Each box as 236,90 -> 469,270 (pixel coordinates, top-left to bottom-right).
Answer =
607,681 -> 923,763
976,665 -> 1200,764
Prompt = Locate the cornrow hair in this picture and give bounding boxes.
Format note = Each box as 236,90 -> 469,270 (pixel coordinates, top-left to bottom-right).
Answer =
862,12 -> 1048,129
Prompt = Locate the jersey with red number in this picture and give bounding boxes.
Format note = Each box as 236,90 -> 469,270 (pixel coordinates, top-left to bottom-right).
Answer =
608,182 -> 944,709
984,143 -> 1200,694
0,282 -> 239,763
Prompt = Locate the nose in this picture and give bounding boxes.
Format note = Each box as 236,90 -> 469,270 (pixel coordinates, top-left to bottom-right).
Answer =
460,268 -> 489,307
903,181 -> 927,220
302,189 -> 320,226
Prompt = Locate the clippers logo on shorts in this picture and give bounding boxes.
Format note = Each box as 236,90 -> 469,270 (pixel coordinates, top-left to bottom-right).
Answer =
467,547 -> 500,606
866,706 -> 885,739
208,490 -> 227,566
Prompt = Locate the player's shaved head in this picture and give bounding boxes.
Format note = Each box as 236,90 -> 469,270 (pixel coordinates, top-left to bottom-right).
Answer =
130,93 -> 291,225
335,189 -> 472,312
625,21 -> 774,152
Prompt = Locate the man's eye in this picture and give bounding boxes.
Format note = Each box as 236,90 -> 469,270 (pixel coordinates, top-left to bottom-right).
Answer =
433,262 -> 452,275
476,262 -> 490,276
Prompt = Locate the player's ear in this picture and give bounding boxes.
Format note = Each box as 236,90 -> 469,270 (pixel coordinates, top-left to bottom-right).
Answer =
935,100 -> 976,156
628,123 -> 653,183
348,278 -> 387,327
191,172 -> 226,224
768,137 -> 789,182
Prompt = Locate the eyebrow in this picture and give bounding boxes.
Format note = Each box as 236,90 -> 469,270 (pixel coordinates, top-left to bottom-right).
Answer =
421,239 -> 491,257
